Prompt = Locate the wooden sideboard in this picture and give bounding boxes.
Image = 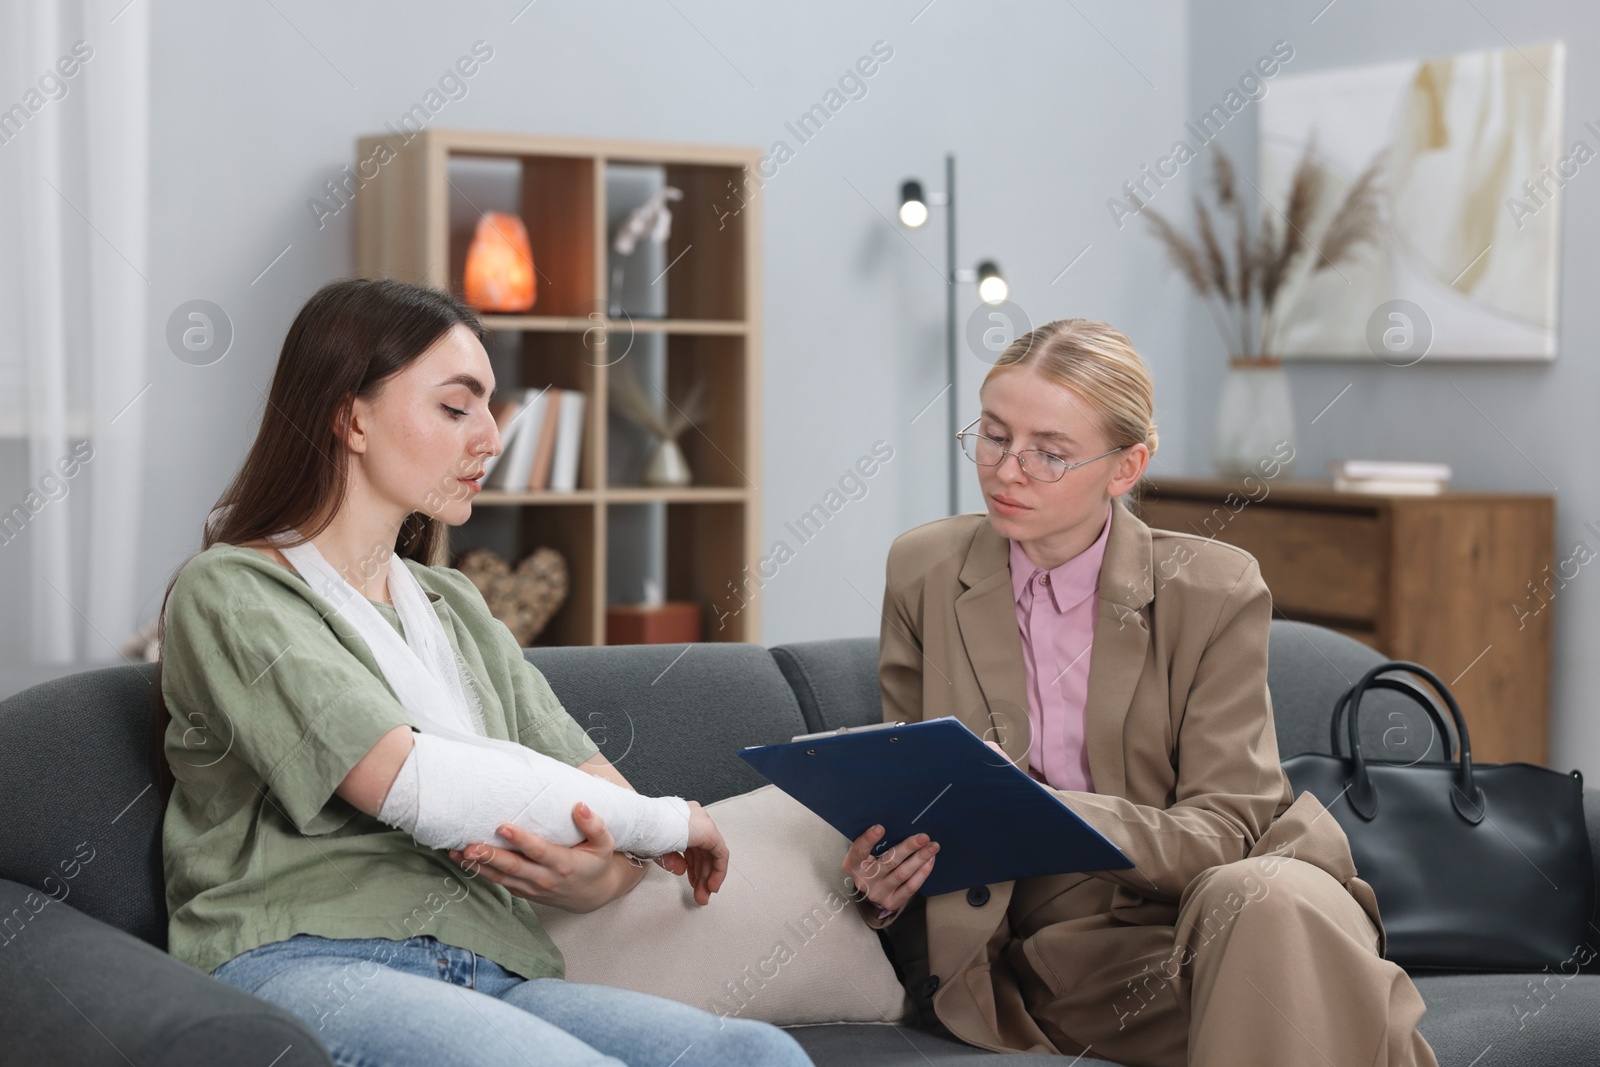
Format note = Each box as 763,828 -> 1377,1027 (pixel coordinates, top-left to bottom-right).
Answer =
1132,478 -> 1555,767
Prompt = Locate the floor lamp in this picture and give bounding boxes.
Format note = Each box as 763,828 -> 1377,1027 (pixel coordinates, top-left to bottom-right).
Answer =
897,154 -> 1009,517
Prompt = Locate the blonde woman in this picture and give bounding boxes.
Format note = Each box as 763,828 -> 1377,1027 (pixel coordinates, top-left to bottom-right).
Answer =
156,278 -> 812,1067
841,319 -> 1439,1067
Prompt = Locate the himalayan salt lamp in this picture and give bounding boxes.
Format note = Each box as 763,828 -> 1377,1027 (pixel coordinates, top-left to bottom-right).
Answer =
463,212 -> 536,311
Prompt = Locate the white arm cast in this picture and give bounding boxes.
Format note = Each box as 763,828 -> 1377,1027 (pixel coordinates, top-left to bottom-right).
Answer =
375,729 -> 691,857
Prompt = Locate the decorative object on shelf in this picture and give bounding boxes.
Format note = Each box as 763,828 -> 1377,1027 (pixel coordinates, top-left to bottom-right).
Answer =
455,546 -> 568,644
1141,139 -> 1384,478
607,578 -> 703,644
895,158 -> 1007,516
608,362 -> 706,488
1260,42 -> 1565,360
463,211 -> 536,312
608,186 -> 683,317
1326,458 -> 1452,495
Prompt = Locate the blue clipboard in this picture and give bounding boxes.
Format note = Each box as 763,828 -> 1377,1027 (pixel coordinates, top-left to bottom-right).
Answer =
737,716 -> 1132,897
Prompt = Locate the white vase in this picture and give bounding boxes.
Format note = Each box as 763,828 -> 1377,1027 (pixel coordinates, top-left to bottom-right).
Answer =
1212,359 -> 1296,479
642,436 -> 691,487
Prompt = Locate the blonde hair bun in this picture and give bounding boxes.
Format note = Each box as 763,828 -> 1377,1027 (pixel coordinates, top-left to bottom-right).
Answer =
984,318 -> 1158,465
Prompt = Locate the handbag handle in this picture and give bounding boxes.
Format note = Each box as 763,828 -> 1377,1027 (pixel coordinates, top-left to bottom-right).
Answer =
1343,660 -> 1484,824
1329,676 -> 1457,762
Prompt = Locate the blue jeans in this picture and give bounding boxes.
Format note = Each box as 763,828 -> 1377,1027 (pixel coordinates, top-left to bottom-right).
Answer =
210,933 -> 814,1067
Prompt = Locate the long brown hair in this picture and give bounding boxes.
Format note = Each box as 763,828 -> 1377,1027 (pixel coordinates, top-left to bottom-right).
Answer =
150,278 -> 485,800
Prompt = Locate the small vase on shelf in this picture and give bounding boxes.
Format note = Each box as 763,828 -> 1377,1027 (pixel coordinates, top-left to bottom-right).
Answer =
1212,357 -> 1296,480
641,437 -> 691,487
609,362 -> 706,488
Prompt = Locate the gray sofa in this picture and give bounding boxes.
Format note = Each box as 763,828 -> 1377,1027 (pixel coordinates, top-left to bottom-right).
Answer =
1,620 -> 1596,1066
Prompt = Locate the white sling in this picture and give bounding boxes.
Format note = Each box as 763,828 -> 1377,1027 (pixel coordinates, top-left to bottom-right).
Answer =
266,529 -> 491,743
257,527 -> 690,857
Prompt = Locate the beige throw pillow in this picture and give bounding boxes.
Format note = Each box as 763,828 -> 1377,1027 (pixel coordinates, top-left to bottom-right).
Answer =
530,784 -> 913,1026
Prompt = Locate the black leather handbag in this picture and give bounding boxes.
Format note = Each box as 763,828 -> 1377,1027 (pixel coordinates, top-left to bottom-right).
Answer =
1281,660 -> 1594,972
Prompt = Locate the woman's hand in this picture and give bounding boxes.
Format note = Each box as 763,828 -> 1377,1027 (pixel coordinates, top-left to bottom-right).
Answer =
448,801 -> 636,914
841,741 -> 1007,915
843,825 -> 939,917
652,800 -> 728,906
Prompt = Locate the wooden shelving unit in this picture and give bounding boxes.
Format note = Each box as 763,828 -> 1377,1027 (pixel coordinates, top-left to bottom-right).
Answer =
354,129 -> 762,646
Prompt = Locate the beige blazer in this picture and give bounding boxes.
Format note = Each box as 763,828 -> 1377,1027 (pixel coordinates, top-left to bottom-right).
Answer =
865,497 -> 1384,1054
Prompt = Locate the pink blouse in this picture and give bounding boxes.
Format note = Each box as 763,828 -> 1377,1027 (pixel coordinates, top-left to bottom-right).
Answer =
872,500 -> 1114,922
1007,498 -> 1113,793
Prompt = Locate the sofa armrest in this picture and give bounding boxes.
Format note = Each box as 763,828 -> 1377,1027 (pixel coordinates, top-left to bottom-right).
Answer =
0,878 -> 332,1067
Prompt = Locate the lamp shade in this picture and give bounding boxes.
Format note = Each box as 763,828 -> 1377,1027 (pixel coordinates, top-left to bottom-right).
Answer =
977,260 -> 1008,305
463,212 -> 537,312
898,179 -> 928,228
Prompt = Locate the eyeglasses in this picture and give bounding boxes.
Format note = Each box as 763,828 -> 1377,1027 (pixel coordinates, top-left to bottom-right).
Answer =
956,417 -> 1127,482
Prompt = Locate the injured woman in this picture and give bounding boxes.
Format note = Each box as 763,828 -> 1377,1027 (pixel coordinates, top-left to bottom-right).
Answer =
156,279 -> 803,1067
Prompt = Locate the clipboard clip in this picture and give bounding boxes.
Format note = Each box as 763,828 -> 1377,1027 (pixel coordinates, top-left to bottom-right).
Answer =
788,720 -> 907,743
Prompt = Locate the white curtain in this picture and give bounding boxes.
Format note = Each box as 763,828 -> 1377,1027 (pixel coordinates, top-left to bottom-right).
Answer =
0,0 -> 149,663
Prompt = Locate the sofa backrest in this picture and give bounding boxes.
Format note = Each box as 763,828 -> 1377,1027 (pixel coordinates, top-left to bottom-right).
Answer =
2,619 -> 1589,952
769,620 -> 1446,763
770,637 -> 881,734
522,642 -> 809,804
0,663 -> 166,948
1265,620 -> 1443,761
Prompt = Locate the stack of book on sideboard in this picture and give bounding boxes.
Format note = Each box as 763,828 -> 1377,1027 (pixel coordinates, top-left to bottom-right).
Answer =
1326,459 -> 1452,495
481,386 -> 587,493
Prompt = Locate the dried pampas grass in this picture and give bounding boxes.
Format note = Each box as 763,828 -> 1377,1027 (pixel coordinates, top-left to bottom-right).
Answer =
1141,136 -> 1388,362
608,363 -> 707,442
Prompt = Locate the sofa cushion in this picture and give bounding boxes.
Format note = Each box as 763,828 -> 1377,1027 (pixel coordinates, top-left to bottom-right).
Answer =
771,638 -> 881,733
1267,621 -> 1450,763
532,784 -> 913,1027
525,643 -> 808,804
0,664 -> 166,948
0,877 -> 333,1067
1411,972 -> 1600,1065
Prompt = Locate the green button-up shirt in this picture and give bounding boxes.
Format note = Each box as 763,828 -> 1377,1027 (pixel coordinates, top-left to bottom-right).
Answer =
159,543 -> 600,980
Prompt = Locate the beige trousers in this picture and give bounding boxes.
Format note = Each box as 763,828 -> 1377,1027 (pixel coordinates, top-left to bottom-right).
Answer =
1004,857 -> 1441,1067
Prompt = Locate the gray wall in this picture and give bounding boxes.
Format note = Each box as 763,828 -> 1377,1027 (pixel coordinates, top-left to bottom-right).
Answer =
121,4 -> 1193,648
1187,0 -> 1598,780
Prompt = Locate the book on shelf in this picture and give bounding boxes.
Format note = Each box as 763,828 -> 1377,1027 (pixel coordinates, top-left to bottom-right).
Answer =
481,387 -> 547,491
525,389 -> 562,490
1326,459 -> 1452,482
480,392 -> 525,486
478,385 -> 586,492
1331,476 -> 1445,495
1326,458 -> 1450,496
548,390 -> 586,492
